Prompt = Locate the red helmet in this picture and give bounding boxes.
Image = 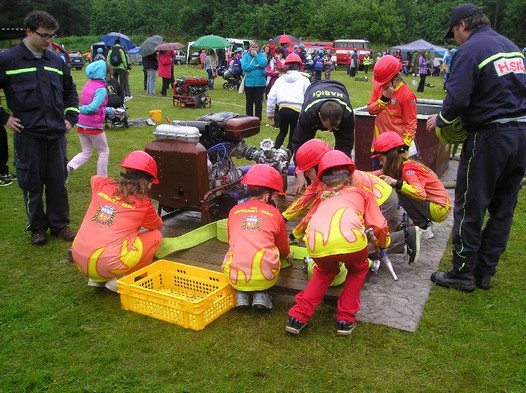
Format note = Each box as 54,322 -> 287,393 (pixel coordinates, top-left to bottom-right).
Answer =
120,150 -> 159,184
371,131 -> 407,157
372,55 -> 402,86
242,164 -> 285,195
295,139 -> 332,173
317,150 -> 356,182
284,53 -> 302,65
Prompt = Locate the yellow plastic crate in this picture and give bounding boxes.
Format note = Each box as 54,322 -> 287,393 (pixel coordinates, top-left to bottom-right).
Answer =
117,260 -> 235,331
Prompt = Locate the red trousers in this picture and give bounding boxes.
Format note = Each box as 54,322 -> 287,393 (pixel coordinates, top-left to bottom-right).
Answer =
288,247 -> 369,324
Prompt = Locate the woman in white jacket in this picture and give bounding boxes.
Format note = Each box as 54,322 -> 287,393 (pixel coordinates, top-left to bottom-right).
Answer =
267,53 -> 311,150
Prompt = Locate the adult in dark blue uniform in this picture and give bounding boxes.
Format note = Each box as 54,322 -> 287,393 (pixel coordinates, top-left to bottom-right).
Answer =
291,80 -> 354,194
0,10 -> 79,245
426,3 -> 526,291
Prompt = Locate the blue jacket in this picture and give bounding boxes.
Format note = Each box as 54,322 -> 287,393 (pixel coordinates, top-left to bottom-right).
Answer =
0,43 -> 79,138
241,50 -> 268,87
437,26 -> 526,131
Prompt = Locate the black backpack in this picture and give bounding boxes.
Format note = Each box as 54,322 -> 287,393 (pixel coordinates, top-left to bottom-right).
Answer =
110,48 -> 122,66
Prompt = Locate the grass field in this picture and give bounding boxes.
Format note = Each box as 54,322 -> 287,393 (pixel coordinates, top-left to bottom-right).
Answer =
0,66 -> 524,392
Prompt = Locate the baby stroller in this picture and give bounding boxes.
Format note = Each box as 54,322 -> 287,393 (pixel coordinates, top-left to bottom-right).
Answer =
105,105 -> 129,129
218,65 -> 238,90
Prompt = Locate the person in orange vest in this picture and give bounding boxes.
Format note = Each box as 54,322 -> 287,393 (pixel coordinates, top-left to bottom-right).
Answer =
286,150 -> 390,335
72,151 -> 163,292
284,138 -> 419,263
371,131 -> 451,239
222,164 -> 292,310
368,55 -> 417,170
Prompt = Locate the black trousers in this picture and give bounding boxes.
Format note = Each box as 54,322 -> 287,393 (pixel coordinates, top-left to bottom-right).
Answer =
275,107 -> 300,151
14,133 -> 70,232
244,86 -> 265,120
417,74 -> 427,92
0,125 -> 9,174
452,125 -> 526,276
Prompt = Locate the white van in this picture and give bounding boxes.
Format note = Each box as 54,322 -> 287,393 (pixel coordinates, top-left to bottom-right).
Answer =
226,38 -> 250,51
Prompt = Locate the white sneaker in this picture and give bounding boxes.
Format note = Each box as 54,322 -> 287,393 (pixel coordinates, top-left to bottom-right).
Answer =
420,225 -> 435,240
104,278 -> 119,292
236,291 -> 250,307
252,292 -> 273,309
88,278 -> 106,287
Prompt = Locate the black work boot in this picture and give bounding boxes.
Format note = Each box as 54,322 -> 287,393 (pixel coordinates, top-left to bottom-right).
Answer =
474,272 -> 492,290
430,269 -> 476,292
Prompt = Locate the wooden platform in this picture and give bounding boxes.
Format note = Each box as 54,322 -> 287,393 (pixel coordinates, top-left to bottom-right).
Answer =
159,202 -> 342,301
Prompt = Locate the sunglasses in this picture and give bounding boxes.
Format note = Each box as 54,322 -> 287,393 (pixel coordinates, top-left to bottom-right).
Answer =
33,31 -> 58,41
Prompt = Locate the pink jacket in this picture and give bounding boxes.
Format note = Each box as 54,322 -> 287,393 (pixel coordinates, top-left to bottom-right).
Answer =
78,79 -> 108,129
158,51 -> 174,79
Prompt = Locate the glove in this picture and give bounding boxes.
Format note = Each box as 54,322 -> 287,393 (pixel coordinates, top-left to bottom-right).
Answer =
289,231 -> 296,242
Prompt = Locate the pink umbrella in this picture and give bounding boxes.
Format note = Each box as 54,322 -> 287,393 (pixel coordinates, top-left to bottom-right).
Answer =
155,42 -> 185,51
271,34 -> 299,45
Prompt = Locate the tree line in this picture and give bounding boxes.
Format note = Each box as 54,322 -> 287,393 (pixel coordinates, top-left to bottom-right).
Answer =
1,0 -> 524,48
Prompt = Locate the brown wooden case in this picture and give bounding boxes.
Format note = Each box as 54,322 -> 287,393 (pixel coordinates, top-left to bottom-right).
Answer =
197,112 -> 260,141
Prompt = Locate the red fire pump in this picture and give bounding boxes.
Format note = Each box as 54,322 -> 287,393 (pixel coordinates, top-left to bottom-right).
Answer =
172,77 -> 211,108
145,112 -> 292,222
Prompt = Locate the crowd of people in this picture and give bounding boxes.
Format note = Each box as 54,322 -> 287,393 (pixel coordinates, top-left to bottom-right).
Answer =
1,4 -> 525,336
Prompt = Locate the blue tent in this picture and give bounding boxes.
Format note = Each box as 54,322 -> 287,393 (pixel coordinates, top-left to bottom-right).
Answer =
391,39 -> 447,58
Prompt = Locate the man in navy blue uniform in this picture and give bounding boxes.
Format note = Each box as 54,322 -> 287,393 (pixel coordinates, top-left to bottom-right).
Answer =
0,11 -> 79,245
291,80 -> 355,194
426,3 -> 526,291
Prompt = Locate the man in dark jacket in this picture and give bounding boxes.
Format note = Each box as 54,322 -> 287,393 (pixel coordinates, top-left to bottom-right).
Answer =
0,10 -> 79,245
291,80 -> 355,194
426,3 -> 526,291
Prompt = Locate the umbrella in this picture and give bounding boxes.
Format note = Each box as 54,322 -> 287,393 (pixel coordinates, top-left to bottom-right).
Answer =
139,35 -> 163,57
271,34 -> 299,45
101,32 -> 135,50
192,35 -> 231,50
155,42 -> 185,51
50,42 -> 70,63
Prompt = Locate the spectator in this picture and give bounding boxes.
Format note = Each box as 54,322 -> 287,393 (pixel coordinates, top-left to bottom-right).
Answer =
266,53 -> 310,150
107,39 -> 132,100
142,52 -> 158,95
416,51 -> 429,92
204,49 -> 218,89
241,40 -> 268,119
0,10 -> 79,245
67,61 -> 112,177
222,164 -> 292,309
0,118 -> 15,186
265,46 -> 285,97
158,50 -> 174,96
93,47 -> 105,61
285,150 -> 390,336
426,3 -> 526,292
291,80 -> 355,194
312,50 -> 324,81
72,151 -> 163,292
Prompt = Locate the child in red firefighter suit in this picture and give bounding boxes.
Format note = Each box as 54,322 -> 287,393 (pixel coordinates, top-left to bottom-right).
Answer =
284,139 -> 419,264
222,164 -> 292,310
72,151 -> 163,292
372,131 -> 451,239
286,151 -> 390,335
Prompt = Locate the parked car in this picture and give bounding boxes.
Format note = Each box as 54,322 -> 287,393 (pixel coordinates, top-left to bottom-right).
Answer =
128,53 -> 142,65
174,50 -> 186,65
68,51 -> 85,70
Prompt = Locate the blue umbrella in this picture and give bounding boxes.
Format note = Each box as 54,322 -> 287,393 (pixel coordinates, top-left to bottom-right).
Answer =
101,32 -> 135,50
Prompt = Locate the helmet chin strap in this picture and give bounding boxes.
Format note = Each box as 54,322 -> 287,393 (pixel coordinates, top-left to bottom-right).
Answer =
266,192 -> 277,207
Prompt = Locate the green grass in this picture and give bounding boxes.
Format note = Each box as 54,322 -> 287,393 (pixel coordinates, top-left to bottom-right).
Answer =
1,67 -> 524,392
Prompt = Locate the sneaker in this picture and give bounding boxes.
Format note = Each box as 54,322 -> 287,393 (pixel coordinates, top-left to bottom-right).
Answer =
252,292 -> 273,309
0,171 -> 16,180
104,278 -> 119,292
285,316 -> 307,335
430,269 -> 476,292
420,224 -> 434,240
31,229 -> 47,245
474,272 -> 491,290
404,226 -> 421,264
235,291 -> 250,308
336,320 -> 357,336
88,278 -> 106,287
52,226 -> 76,241
0,178 -> 13,187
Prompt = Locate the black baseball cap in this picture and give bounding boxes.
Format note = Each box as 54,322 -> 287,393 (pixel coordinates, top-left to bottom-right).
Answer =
444,3 -> 483,39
